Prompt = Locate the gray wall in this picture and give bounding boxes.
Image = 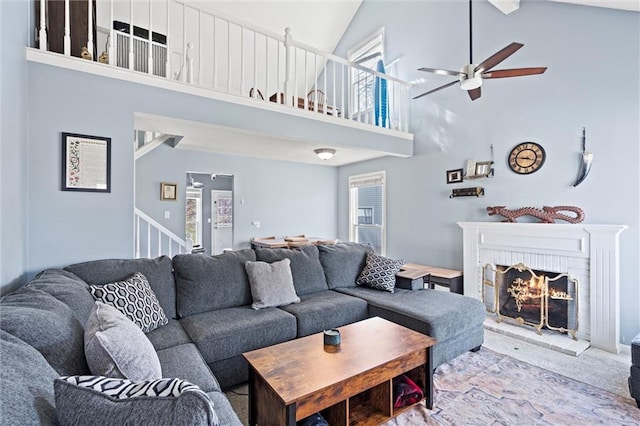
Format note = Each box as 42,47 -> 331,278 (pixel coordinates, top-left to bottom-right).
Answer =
136,145 -> 337,253
0,0 -> 29,295
334,0 -> 640,344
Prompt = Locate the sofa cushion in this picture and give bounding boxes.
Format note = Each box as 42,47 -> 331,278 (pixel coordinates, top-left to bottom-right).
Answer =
356,252 -> 404,293
180,306 -> 297,363
335,287 -> 486,342
245,258 -> 300,310
65,256 -> 177,320
0,287 -> 89,375
255,245 -> 329,295
279,290 -> 368,337
173,250 -> 256,317
54,376 -> 219,426
146,319 -> 192,351
28,269 -> 95,325
0,330 -> 58,425
206,391 -> 243,426
318,242 -> 373,289
84,302 -> 162,381
90,272 -> 168,333
157,343 -> 220,393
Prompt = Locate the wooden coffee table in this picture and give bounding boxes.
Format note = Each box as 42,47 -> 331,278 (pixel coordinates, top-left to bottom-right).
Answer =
243,317 -> 437,425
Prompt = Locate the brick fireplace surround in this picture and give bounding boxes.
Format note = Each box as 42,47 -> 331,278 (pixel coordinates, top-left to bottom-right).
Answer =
458,222 -> 627,354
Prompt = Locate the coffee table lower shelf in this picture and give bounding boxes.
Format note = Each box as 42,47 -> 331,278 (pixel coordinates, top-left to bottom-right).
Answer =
248,351 -> 432,426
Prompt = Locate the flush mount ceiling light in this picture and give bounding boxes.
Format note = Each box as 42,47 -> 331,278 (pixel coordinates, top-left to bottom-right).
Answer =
314,148 -> 336,160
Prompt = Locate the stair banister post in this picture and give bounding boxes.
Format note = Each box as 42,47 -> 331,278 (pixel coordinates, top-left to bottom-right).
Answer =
39,0 -> 47,50
284,27 -> 294,107
186,42 -> 194,84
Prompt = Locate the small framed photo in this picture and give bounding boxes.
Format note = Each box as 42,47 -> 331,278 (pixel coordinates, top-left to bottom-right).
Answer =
161,182 -> 177,201
61,132 -> 111,192
446,168 -> 464,184
475,161 -> 494,177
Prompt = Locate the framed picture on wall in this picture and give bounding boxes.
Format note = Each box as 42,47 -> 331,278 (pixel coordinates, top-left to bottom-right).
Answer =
446,168 -> 464,184
161,182 -> 178,201
61,132 -> 111,192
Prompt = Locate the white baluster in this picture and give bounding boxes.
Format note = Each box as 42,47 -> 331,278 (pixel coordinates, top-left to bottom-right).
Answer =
148,0 -> 153,75
265,37 -> 269,100
147,222 -> 151,258
87,0 -> 93,58
304,51 -> 308,110
39,0 -> 47,50
284,28 -> 293,107
323,55 -> 327,115
64,0 -> 70,55
313,53 -> 318,112
226,20 -> 230,92
198,10 -> 202,86
182,4 -> 187,81
108,0 -> 114,66
136,215 -> 141,258
240,27 -> 245,95
158,229 -> 162,256
332,60 -> 336,117
128,0 -> 134,70
253,31 -> 257,96
212,16 -> 216,89
186,43 -> 194,84
165,0 -> 170,78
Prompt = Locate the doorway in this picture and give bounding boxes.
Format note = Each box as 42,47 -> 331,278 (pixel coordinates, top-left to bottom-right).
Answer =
185,172 -> 234,254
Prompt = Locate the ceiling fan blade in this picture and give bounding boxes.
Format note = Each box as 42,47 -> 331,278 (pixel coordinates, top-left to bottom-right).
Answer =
418,67 -> 463,77
468,87 -> 481,101
483,67 -> 547,79
475,42 -> 524,73
413,80 -> 459,99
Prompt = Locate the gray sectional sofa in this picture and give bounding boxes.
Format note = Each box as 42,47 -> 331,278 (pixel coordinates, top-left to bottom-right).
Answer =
0,242 -> 486,424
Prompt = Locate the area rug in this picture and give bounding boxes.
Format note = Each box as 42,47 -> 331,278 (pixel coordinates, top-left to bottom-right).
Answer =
384,348 -> 640,425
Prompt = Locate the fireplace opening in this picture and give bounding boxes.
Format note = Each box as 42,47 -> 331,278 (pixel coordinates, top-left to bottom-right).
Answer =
483,263 -> 578,339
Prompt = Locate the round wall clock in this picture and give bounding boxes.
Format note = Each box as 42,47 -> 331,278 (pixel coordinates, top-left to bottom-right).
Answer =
508,142 -> 546,175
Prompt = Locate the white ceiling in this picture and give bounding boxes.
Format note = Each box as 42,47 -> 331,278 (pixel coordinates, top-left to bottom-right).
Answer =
135,113 -> 392,166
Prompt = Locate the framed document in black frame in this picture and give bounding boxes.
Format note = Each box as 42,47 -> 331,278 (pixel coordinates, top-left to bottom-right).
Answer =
61,132 -> 111,192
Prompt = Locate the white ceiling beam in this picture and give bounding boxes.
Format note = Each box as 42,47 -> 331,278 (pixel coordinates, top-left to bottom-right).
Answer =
488,0 -> 521,15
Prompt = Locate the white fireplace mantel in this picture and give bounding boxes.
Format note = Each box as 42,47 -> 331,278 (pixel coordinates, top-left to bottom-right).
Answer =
458,222 -> 627,353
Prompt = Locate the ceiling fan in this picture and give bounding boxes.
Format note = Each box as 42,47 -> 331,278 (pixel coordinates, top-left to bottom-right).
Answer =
413,0 -> 547,101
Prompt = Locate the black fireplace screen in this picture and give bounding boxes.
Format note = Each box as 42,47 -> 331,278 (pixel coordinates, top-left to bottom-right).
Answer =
483,263 -> 578,339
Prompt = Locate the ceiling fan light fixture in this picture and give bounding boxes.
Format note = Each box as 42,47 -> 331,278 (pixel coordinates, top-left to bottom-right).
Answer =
314,148 -> 336,160
460,75 -> 483,91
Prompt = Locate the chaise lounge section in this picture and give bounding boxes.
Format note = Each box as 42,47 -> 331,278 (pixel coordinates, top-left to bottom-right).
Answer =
1,242 -> 485,424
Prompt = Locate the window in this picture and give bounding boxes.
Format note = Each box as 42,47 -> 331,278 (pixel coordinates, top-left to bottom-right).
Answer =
349,171 -> 386,255
347,28 -> 384,120
185,188 -> 202,248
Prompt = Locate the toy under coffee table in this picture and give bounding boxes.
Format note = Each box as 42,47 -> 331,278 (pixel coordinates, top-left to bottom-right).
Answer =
243,317 -> 437,426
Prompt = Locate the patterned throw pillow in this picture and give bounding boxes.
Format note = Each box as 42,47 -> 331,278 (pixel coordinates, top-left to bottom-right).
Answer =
54,376 -> 220,426
90,272 -> 168,333
356,252 -> 404,293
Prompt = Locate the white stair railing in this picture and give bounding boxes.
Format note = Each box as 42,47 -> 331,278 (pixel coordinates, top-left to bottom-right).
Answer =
134,208 -> 187,259
36,0 -> 412,133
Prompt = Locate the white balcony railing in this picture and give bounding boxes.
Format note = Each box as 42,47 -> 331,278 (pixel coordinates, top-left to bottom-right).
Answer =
34,0 -> 411,133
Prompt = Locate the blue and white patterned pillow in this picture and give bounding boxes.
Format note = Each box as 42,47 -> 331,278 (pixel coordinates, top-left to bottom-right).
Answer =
90,272 -> 168,333
356,252 -> 404,293
54,376 -> 220,426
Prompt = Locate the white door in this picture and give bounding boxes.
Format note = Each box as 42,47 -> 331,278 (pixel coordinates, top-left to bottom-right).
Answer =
211,190 -> 233,255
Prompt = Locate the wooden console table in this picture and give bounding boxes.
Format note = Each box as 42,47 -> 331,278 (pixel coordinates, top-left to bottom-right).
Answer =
244,317 -> 436,426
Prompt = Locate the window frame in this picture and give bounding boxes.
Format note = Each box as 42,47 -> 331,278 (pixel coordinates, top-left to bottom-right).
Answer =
348,170 -> 386,255
347,27 -> 385,120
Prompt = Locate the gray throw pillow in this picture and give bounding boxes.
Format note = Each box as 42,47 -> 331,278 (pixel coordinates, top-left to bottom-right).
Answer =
356,252 -> 404,293
245,258 -> 300,310
90,272 -> 168,333
54,376 -> 219,426
85,302 -> 162,381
